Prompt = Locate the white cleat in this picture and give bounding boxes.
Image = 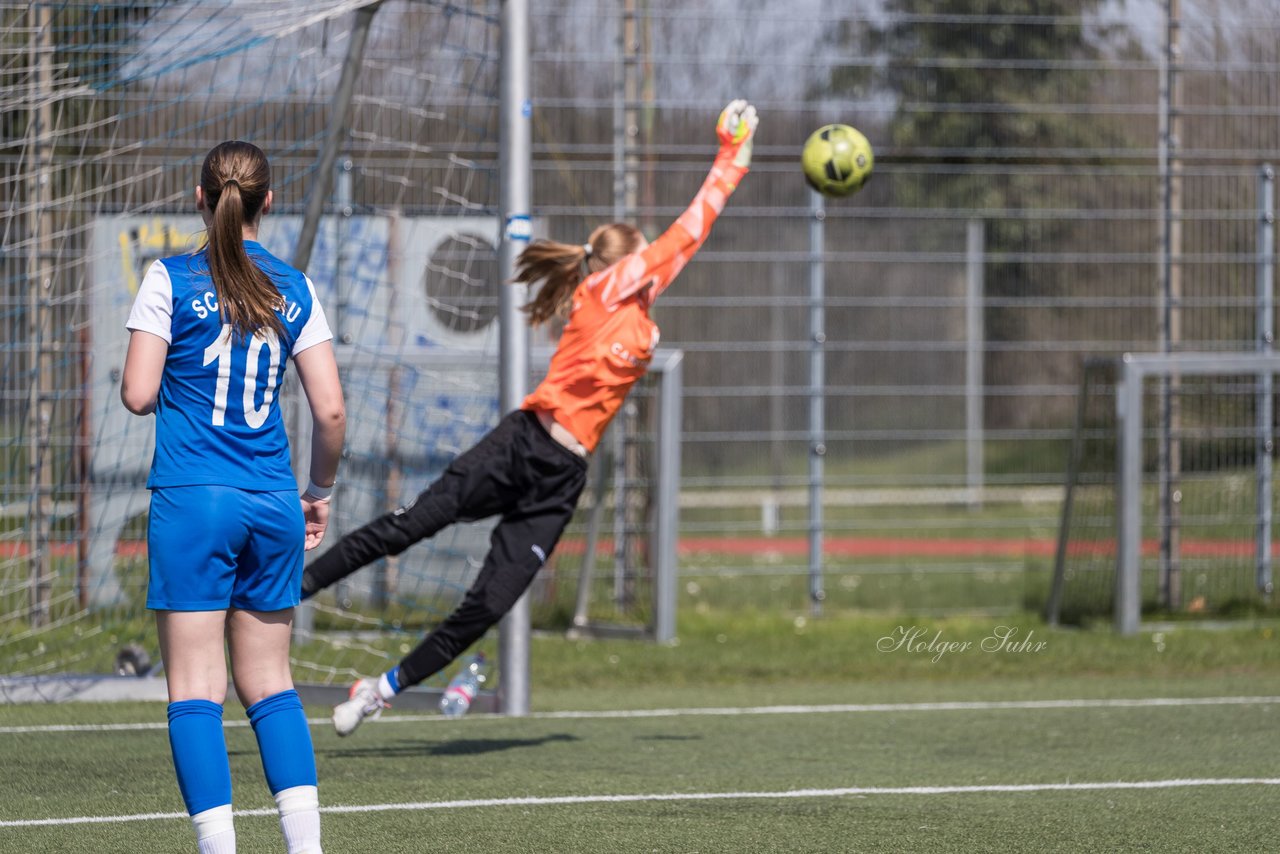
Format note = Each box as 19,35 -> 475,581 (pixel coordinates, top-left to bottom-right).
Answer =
332,677 -> 389,737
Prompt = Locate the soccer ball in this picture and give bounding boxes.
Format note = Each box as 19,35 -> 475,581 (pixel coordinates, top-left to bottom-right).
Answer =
801,124 -> 874,198
114,643 -> 152,677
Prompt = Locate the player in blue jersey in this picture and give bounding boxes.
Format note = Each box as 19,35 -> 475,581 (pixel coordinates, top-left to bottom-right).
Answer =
121,140 -> 345,854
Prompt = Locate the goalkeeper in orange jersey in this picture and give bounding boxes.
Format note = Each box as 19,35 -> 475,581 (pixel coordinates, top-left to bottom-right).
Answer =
307,100 -> 759,736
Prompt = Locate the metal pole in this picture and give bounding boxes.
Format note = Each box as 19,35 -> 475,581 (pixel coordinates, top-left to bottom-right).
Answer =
615,402 -> 637,607
966,218 -> 985,509
291,0 -> 382,273
1156,0 -> 1183,611
1047,358 -> 1107,626
569,452 -> 609,632
27,3 -> 54,626
333,160 -> 353,339
768,263 -> 786,532
1116,357 -> 1142,635
1258,164 -> 1276,595
808,191 -> 826,616
652,352 -> 682,643
611,2 -> 627,223
611,0 -> 640,602
497,0 -> 533,717
572,0 -> 639,637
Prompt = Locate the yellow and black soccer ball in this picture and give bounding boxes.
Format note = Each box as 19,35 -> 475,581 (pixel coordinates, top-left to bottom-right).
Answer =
801,124 -> 874,198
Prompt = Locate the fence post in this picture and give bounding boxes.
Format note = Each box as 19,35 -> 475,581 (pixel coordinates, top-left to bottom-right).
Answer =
653,352 -> 682,643
27,4 -> 55,626
1115,356 -> 1143,635
808,190 -> 826,616
1258,164 -> 1276,595
966,218 -> 985,508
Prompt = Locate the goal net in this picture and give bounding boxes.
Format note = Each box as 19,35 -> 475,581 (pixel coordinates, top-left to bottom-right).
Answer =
1049,353 -> 1280,629
0,0 -> 518,696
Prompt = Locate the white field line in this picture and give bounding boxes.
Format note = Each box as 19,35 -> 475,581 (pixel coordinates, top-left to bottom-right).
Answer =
1,695 -> 1278,734
3,778 -> 1280,828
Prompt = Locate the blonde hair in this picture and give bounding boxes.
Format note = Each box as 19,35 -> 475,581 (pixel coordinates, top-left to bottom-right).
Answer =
200,140 -> 285,341
513,223 -> 645,326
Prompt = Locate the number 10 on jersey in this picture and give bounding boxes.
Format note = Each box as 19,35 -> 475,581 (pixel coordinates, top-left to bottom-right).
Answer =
202,324 -> 282,428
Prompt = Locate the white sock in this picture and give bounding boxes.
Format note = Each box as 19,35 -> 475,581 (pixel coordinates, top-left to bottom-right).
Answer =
191,804 -> 235,854
376,671 -> 397,701
275,784 -> 322,854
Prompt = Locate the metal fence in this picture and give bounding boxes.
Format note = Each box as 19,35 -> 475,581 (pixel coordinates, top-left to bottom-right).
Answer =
5,0 -> 1280,626
534,0 -> 1280,614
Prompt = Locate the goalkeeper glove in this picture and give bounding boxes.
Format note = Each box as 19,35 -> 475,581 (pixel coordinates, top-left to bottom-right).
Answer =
716,99 -> 759,170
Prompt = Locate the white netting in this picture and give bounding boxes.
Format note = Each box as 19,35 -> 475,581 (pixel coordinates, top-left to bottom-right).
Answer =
1,0 -> 506,689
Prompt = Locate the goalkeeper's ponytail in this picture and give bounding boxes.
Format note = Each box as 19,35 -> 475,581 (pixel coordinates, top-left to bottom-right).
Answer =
514,223 -> 644,326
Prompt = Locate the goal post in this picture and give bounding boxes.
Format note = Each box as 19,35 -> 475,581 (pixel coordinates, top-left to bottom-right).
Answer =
1051,352 -> 1280,633
1115,352 -> 1280,633
565,349 -> 682,644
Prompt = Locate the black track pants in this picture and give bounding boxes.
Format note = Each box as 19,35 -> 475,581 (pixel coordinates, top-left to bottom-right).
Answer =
301,409 -> 588,687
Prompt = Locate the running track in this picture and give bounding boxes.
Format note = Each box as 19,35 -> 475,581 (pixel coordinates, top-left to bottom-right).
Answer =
2,537 -> 1268,560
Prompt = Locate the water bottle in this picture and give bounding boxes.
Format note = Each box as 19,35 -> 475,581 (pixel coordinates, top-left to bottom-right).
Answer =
439,652 -> 487,718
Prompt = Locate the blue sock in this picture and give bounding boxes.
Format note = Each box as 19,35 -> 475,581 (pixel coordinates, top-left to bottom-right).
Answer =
384,666 -> 401,695
167,700 -> 232,816
246,689 -> 317,795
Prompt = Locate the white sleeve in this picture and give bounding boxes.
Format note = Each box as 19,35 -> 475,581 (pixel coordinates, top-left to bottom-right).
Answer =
125,260 -> 174,343
292,274 -> 334,356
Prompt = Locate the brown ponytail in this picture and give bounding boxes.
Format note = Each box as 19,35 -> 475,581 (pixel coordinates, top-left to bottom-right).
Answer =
513,222 -> 645,326
200,141 -> 285,341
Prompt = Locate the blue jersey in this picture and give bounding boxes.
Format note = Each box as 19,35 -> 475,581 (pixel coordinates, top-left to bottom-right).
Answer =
126,241 -> 332,490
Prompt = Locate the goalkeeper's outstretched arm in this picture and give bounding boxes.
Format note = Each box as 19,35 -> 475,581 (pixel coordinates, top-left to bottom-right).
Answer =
598,99 -> 759,307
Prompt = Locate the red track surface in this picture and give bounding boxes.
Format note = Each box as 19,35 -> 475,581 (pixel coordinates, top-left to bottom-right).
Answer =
2,537 -> 1266,560
548,536 -> 1256,559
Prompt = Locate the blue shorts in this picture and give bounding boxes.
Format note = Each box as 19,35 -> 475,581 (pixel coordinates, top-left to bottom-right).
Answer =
147,485 -> 304,612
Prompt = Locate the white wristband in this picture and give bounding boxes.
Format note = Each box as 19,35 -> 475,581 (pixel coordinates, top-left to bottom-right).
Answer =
303,480 -> 333,502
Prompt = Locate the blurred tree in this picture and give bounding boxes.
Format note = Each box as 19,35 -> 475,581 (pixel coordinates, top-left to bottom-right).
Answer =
826,1 -> 1152,428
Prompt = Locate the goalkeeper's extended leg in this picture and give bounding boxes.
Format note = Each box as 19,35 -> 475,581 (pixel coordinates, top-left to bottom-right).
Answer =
329,410 -> 588,735
396,514 -> 548,686
397,468 -> 583,688
300,479 -> 460,597
333,513 -> 551,736
394,417 -> 588,687
301,411 -> 531,598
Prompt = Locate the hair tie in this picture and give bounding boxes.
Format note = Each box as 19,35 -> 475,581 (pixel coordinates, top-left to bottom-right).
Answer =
582,243 -> 593,257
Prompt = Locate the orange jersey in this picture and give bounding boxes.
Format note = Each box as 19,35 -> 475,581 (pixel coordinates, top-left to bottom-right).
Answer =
522,146 -> 748,452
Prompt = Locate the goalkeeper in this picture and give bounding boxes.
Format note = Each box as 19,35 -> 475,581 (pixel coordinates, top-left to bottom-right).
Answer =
313,100 -> 759,736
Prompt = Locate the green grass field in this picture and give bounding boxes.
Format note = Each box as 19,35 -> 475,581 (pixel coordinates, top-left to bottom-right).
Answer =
3,611 -> 1279,853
